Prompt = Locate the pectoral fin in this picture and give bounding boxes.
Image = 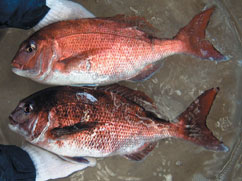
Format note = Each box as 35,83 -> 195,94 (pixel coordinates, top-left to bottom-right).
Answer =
62,156 -> 90,164
50,122 -> 98,138
124,142 -> 157,161
54,49 -> 106,73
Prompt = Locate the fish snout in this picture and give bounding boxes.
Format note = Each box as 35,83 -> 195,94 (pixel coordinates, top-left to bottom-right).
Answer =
8,107 -> 27,125
8,111 -> 32,138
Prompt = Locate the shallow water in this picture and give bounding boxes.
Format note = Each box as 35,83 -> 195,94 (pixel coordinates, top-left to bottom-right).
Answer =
0,0 -> 241,181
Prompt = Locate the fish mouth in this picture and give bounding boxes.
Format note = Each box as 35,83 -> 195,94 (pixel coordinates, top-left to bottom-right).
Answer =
8,115 -> 30,138
11,61 -> 23,70
8,123 -> 28,138
8,114 -> 18,125
12,67 -> 36,78
12,63 -> 41,79
12,67 -> 24,76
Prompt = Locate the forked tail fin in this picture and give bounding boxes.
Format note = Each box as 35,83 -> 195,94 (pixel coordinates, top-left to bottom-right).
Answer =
173,87 -> 228,152
174,7 -> 228,61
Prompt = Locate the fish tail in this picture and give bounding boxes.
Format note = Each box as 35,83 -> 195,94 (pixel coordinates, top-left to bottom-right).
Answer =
174,7 -> 228,61
171,87 -> 228,152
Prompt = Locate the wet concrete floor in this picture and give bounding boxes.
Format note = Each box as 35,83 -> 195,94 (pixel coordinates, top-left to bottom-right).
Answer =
0,0 -> 241,180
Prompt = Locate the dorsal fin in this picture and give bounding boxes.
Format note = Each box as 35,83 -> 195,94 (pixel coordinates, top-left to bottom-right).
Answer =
96,84 -> 156,110
101,15 -> 158,36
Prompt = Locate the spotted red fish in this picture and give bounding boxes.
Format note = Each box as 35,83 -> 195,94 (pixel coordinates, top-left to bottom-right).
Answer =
9,84 -> 228,161
11,7 -> 227,86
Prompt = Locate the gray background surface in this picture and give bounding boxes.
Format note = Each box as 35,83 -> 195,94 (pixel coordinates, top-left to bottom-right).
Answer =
0,0 -> 241,180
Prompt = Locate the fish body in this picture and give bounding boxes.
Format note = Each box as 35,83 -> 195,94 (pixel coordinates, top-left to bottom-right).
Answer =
9,84 -> 228,160
12,7 -> 226,86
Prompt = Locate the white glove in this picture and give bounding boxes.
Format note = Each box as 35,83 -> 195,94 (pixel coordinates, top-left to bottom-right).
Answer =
34,0 -> 95,31
22,143 -> 96,181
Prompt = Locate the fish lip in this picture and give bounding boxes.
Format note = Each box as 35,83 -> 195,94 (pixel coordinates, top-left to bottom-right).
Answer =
12,64 -> 41,78
8,117 -> 30,138
11,67 -> 21,75
11,61 -> 23,69
8,122 -> 29,139
12,67 -> 31,78
8,114 -> 17,125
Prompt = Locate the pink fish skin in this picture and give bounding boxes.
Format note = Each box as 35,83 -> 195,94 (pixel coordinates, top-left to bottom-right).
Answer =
9,84 -> 228,161
11,7 -> 226,86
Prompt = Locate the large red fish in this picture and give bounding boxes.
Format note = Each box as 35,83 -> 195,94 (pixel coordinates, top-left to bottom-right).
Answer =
12,7 -> 226,86
9,84 -> 228,162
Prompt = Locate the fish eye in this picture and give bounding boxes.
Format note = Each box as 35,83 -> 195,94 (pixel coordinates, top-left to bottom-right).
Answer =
26,41 -> 36,53
23,103 -> 34,113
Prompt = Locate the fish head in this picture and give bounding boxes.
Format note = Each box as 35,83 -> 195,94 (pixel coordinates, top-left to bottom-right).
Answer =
9,91 -> 51,142
11,36 -> 53,81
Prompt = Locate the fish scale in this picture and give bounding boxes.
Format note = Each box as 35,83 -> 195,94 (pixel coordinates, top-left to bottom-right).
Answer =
56,33 -> 155,74
11,7 -> 226,85
9,85 -> 228,161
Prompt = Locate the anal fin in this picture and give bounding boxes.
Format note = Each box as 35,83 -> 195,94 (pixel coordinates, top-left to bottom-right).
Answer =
130,62 -> 162,82
124,142 -> 157,161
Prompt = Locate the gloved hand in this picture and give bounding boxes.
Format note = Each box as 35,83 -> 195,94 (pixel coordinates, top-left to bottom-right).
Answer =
0,0 -> 49,29
22,143 -> 96,181
0,0 -> 95,31
35,0 -> 95,31
0,144 -> 36,181
0,143 -> 96,181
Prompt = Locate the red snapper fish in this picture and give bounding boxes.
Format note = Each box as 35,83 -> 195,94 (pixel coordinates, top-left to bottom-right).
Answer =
11,7 -> 226,86
9,84 -> 228,162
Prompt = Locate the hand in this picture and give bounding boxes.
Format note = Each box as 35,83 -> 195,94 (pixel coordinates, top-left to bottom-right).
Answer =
22,143 -> 96,181
34,0 -> 95,30
0,144 -> 36,181
0,0 -> 95,30
0,0 -> 49,29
